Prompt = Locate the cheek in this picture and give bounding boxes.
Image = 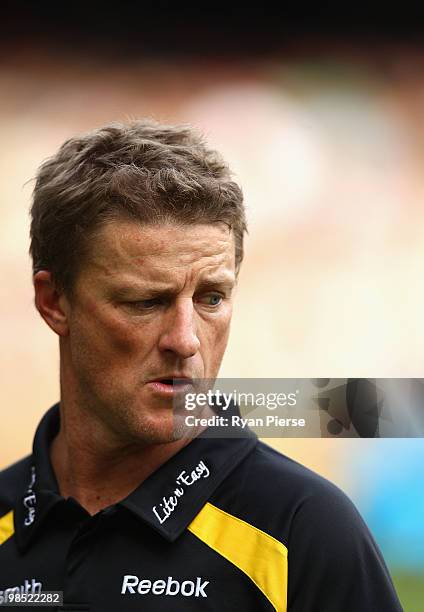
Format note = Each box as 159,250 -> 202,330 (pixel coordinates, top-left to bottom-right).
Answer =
72,306 -> 147,359
200,309 -> 232,354
104,319 -> 141,355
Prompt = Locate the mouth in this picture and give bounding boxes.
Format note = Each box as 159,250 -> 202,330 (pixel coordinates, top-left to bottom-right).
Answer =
146,377 -> 194,395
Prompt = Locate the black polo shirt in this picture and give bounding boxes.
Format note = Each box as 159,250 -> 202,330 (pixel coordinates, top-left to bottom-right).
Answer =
0,404 -> 402,611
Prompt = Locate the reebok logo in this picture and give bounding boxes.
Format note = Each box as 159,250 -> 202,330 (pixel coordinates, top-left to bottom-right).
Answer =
121,575 -> 209,598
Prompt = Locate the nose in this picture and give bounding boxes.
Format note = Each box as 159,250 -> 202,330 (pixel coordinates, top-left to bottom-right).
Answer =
158,298 -> 200,359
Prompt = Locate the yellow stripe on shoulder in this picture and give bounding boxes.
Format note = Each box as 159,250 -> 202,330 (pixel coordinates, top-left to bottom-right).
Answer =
188,502 -> 287,612
0,510 -> 14,545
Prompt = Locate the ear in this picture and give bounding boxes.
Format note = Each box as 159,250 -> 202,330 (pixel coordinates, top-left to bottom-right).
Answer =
33,271 -> 70,337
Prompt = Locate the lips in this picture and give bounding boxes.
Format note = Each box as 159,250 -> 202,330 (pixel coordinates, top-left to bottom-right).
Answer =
150,376 -> 193,385
146,376 -> 194,396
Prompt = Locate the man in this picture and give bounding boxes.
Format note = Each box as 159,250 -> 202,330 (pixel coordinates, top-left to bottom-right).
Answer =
0,120 -> 402,611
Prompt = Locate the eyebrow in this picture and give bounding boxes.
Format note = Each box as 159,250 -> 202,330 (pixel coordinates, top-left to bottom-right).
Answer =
109,275 -> 236,299
195,276 -> 236,291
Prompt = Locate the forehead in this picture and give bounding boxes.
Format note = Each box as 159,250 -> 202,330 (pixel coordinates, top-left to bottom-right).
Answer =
79,220 -> 236,287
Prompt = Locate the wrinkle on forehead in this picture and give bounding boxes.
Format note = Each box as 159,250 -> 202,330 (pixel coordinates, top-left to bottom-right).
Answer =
82,221 -> 236,285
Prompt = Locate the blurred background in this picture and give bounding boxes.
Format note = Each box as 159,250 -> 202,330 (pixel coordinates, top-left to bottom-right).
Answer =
1,3 -> 423,608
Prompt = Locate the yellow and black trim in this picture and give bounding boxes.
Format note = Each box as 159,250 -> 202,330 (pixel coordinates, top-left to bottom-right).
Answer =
188,502 -> 287,612
0,510 -> 14,546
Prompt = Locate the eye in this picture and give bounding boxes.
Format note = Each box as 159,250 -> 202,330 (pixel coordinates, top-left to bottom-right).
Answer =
124,298 -> 163,311
197,293 -> 223,307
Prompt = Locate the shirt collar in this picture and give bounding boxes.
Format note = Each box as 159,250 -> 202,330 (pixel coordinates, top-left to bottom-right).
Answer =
14,403 -> 257,550
119,423 -> 257,541
14,404 -> 64,552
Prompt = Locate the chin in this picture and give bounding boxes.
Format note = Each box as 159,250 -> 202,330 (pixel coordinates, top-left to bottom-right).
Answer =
128,414 -> 183,446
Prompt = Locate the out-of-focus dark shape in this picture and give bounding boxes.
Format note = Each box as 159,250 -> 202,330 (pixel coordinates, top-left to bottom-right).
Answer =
346,378 -> 381,438
2,2 -> 424,58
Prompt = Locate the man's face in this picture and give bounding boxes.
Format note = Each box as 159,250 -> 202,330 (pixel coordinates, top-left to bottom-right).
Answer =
62,220 -> 236,445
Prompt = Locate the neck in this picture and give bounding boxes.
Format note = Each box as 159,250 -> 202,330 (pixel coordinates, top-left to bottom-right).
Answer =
50,400 -> 191,516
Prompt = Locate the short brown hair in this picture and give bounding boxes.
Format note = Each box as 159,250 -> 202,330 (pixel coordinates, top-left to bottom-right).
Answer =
30,119 -> 246,294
